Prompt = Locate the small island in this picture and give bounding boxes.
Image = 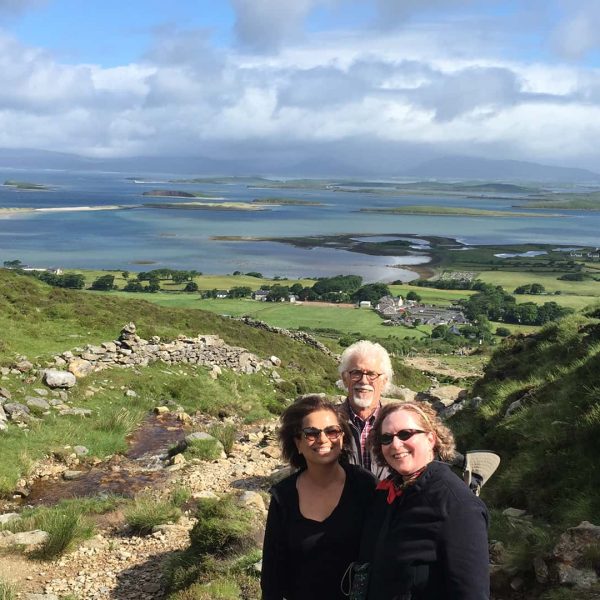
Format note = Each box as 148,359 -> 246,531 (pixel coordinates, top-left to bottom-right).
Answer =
3,180 -> 48,190
360,205 -> 562,217
518,191 -> 600,211
142,189 -> 223,199
142,201 -> 268,211
251,197 -> 324,206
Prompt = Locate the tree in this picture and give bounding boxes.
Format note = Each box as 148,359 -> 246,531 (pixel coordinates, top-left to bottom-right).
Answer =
229,286 -> 252,298
60,273 -> 85,289
290,283 -> 304,296
351,283 -> 390,304
184,281 -> 199,292
3,259 -> 23,269
146,281 -> 161,292
121,271 -> 130,280
267,284 -> 290,302
123,281 -> 144,292
312,275 -> 362,296
406,291 -> 421,302
90,274 -> 115,291
245,271 -> 263,278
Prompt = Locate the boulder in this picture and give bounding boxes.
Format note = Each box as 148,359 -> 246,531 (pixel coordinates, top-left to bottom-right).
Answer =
419,385 -> 466,408
14,359 -> 34,372
43,369 -> 76,389
26,397 -> 50,412
553,521 -> 600,587
0,529 -> 49,548
3,402 -> 31,420
0,387 -> 11,400
0,512 -> 20,525
68,358 -> 94,378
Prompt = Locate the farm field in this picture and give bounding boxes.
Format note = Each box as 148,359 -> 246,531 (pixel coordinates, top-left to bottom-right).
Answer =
112,292 -> 430,340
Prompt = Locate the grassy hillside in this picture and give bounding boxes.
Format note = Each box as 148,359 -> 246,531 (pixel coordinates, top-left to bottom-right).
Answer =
451,306 -> 600,526
0,269 -> 330,371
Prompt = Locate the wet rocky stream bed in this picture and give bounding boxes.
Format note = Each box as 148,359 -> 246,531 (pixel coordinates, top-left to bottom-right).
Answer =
19,412 -> 191,507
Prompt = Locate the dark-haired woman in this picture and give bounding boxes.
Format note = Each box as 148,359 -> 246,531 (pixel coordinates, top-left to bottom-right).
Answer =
359,401 -> 490,600
261,394 -> 377,600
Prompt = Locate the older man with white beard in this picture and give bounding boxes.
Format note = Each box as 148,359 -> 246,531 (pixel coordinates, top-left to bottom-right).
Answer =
337,339 -> 500,492
337,339 -> 392,480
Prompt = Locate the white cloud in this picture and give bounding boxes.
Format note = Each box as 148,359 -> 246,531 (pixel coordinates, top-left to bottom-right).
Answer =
1,5 -> 600,169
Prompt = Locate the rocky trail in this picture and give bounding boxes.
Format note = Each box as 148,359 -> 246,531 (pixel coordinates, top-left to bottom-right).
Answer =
0,417 -> 282,600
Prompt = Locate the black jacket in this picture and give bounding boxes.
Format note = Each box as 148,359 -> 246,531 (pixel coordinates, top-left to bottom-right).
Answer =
261,463 -> 377,600
359,461 -> 490,600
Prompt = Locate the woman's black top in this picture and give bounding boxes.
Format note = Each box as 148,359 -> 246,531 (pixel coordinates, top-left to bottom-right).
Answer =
359,461 -> 490,600
261,463 -> 377,600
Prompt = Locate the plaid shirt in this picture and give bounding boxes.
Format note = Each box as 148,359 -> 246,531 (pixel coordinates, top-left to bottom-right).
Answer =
347,402 -> 380,472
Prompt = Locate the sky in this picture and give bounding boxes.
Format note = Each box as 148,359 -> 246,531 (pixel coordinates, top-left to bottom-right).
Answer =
1,0 -> 600,173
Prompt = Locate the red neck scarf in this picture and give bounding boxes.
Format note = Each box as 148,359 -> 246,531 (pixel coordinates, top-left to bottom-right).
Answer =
376,466 -> 427,504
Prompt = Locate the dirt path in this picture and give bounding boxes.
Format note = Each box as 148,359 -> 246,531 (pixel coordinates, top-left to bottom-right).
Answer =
0,423 -> 281,599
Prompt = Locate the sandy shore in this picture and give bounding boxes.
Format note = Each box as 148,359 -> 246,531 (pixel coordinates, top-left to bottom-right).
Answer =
0,205 -> 129,218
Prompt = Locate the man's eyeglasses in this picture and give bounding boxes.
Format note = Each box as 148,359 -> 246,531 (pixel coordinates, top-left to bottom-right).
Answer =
300,426 -> 344,442
347,369 -> 382,382
380,429 -> 426,445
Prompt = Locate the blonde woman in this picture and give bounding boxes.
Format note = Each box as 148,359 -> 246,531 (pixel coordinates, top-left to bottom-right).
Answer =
359,401 -> 490,600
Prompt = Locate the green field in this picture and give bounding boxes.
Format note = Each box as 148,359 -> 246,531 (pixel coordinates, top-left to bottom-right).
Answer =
69,270 -> 314,291
388,284 -> 476,305
112,292 -> 429,340
477,271 -> 600,310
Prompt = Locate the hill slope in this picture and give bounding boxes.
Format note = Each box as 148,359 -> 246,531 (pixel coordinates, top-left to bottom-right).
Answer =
451,306 -> 600,526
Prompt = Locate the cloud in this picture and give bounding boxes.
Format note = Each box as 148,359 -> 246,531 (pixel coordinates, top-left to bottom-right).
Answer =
552,0 -> 600,60
1,8 -> 600,169
231,0 -> 326,53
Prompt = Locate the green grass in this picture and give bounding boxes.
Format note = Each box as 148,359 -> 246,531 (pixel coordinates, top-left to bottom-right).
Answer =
207,424 -> 237,456
184,437 -> 224,461
3,502 -> 98,559
477,271 -> 600,304
164,495 -> 261,600
451,311 -> 600,526
0,580 -> 17,600
115,294 -> 429,340
388,283 -> 475,305
0,358 -> 334,495
124,495 -> 182,535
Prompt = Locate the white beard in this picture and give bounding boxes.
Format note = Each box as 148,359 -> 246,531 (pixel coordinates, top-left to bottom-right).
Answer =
351,396 -> 373,409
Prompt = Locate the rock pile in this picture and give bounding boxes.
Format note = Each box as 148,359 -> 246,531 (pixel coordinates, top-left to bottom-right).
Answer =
235,316 -> 337,358
48,322 -> 273,378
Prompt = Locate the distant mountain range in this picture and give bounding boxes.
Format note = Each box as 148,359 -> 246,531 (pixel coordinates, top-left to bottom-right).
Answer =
402,156 -> 600,184
0,147 -> 599,184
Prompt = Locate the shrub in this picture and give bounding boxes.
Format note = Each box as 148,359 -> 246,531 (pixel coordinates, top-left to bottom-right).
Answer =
208,424 -> 237,456
184,437 -> 223,461
125,495 -> 182,535
30,509 -> 94,560
189,496 -> 256,557
495,327 -> 511,337
170,485 -> 192,507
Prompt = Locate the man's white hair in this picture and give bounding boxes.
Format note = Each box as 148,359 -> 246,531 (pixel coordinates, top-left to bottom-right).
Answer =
338,340 -> 393,392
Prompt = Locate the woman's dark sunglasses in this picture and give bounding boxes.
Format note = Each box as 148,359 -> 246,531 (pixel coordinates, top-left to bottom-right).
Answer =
380,429 -> 426,445
301,426 -> 344,442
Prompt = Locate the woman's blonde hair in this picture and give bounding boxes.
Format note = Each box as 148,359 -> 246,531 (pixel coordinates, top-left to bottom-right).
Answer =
368,401 -> 456,466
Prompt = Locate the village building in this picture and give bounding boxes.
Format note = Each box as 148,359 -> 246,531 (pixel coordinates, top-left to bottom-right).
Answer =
252,290 -> 270,301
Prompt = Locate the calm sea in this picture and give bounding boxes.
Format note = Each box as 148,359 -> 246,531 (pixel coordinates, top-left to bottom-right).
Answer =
1,168 -> 598,282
